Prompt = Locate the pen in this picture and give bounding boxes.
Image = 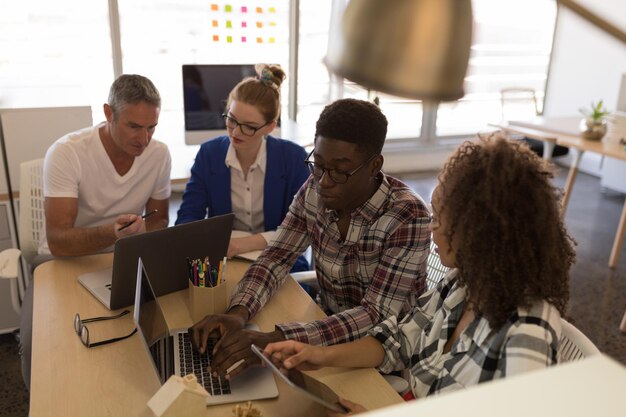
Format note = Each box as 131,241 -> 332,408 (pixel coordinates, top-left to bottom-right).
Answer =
117,209 -> 158,232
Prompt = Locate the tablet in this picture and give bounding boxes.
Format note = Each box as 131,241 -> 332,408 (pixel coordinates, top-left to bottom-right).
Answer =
251,344 -> 349,413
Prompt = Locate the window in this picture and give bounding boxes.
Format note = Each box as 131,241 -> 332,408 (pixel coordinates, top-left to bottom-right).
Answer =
0,0 -> 112,111
436,0 -> 557,137
117,0 -> 290,148
0,0 -> 557,148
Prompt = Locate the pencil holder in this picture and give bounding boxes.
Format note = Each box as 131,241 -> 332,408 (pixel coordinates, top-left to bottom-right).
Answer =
188,281 -> 228,322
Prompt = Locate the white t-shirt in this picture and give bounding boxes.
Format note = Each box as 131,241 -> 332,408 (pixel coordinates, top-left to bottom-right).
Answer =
39,123 -> 172,254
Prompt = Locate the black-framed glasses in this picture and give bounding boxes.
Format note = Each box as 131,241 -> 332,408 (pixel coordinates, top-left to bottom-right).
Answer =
304,149 -> 377,184
222,113 -> 271,136
73,310 -> 137,348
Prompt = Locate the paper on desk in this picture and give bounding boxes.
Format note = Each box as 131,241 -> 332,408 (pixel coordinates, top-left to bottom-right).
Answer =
230,230 -> 263,261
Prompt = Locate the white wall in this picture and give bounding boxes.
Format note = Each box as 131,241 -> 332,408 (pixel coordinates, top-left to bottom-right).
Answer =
0,106 -> 93,195
543,0 -> 625,176
544,0 -> 626,117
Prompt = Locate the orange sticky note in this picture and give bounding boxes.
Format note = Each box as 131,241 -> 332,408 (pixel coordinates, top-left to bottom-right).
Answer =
256,37 -> 263,43
212,20 -> 218,27
211,4 -> 218,11
256,21 -> 263,28
256,7 -> 263,13
213,35 -> 219,42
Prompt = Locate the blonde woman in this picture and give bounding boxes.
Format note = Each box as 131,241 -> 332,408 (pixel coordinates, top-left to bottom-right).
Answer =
176,64 -> 310,271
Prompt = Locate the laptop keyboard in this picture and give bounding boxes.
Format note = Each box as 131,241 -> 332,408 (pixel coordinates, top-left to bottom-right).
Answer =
178,332 -> 231,395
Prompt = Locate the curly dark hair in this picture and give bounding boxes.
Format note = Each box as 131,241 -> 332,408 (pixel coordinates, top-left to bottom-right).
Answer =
437,133 -> 575,328
314,98 -> 387,156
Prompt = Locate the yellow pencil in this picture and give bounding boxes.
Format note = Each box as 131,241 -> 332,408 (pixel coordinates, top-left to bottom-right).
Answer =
217,260 -> 223,286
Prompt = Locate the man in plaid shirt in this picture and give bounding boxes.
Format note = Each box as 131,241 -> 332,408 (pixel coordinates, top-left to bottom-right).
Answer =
190,99 -> 431,377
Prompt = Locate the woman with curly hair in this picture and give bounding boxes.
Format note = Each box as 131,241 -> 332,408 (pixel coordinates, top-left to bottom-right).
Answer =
263,133 -> 575,415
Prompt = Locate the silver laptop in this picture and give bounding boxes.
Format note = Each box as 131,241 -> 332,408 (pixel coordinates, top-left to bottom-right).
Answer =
78,214 -> 234,310
133,257 -> 279,405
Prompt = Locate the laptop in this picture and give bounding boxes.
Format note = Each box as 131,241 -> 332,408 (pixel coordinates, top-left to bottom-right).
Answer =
78,214 -> 234,310
133,257 -> 279,405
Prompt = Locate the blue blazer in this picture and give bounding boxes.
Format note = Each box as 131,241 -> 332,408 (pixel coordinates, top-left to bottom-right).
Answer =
176,135 -> 310,271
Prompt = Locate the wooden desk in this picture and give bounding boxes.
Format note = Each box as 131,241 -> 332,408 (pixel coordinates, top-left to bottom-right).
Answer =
494,117 -> 626,268
30,253 -> 402,417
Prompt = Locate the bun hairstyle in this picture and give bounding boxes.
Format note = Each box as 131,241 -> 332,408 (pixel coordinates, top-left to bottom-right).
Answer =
255,63 -> 286,90
227,63 -> 286,123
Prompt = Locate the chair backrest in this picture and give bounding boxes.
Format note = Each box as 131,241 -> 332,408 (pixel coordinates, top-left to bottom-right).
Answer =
500,87 -> 540,120
557,319 -> 600,363
19,158 -> 45,266
426,239 -> 449,290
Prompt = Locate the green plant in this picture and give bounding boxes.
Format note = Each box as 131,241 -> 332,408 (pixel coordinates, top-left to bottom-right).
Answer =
579,100 -> 610,122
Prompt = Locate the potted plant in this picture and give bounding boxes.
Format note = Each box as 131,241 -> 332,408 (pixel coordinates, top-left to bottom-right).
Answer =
579,100 -> 610,141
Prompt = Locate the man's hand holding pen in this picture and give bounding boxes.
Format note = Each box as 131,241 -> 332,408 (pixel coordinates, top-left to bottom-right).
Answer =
114,209 -> 158,237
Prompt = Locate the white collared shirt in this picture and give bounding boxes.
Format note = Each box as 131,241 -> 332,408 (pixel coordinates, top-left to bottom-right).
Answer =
225,138 -> 274,243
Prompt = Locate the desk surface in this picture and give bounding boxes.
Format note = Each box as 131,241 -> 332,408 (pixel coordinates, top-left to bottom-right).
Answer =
30,254 -> 402,417
495,117 -> 626,161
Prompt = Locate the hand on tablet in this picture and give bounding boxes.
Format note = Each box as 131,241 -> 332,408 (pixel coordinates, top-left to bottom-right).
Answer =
264,340 -> 328,371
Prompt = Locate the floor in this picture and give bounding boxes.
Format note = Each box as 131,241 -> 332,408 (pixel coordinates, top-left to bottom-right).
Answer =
1,167 -> 624,417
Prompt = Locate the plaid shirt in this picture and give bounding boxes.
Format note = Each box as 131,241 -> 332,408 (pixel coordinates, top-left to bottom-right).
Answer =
370,269 -> 562,398
230,173 -> 431,346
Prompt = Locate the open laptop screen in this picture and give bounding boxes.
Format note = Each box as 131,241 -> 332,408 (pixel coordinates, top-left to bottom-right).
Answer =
134,258 -> 173,384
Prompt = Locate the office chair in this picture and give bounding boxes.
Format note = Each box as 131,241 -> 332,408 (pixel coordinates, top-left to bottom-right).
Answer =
425,240 -> 448,290
557,319 -> 600,362
19,158 -> 45,275
500,87 -> 569,159
0,248 -> 22,334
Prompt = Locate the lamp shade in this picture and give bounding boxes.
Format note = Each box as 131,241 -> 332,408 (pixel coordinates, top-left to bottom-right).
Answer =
325,0 -> 473,101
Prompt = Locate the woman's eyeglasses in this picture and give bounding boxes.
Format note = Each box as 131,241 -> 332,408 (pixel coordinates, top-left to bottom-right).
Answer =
222,113 -> 271,136
73,309 -> 137,348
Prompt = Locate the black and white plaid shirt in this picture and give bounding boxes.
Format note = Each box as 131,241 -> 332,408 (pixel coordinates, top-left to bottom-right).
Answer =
369,269 -> 562,398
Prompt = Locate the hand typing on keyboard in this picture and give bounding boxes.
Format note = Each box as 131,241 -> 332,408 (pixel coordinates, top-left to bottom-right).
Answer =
188,306 -> 287,379
179,333 -> 231,396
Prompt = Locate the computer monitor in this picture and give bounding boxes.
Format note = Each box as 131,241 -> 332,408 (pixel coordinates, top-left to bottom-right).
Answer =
182,64 -> 256,145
